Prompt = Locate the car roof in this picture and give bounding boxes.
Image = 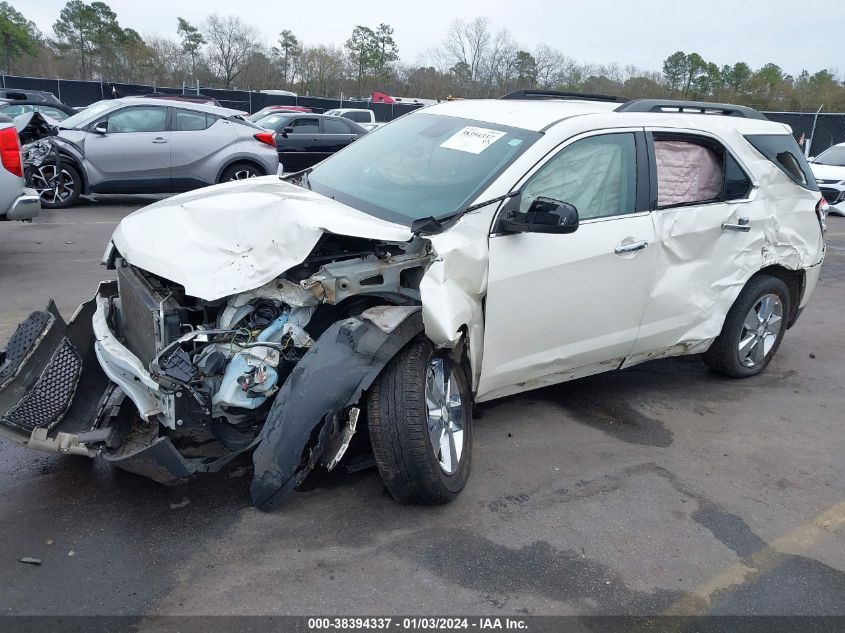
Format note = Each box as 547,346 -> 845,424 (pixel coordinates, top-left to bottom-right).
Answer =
0,99 -> 73,109
424,99 -> 620,131
423,98 -> 790,136
117,96 -> 244,117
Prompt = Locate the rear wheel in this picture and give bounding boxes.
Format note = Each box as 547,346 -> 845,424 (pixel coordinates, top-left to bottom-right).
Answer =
703,275 -> 790,378
219,163 -> 263,182
29,162 -> 82,209
368,338 -> 472,504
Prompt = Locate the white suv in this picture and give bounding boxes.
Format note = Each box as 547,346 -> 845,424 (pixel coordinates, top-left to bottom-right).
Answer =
0,92 -> 825,510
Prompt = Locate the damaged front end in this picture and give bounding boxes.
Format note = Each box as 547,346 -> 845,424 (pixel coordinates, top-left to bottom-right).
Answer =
0,231 -> 432,507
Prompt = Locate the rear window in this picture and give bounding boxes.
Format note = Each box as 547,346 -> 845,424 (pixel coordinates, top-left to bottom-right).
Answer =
745,134 -> 818,191
175,109 -> 217,131
342,110 -> 370,123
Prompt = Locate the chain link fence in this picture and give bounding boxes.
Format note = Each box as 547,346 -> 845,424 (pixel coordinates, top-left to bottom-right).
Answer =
762,111 -> 845,157
0,74 -> 424,121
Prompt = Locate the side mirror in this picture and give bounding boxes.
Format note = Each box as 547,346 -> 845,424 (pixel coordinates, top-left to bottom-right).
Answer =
499,197 -> 579,234
93,121 -> 108,135
281,126 -> 294,137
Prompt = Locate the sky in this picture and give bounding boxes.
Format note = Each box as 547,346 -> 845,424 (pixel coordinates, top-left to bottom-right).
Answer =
11,0 -> 840,77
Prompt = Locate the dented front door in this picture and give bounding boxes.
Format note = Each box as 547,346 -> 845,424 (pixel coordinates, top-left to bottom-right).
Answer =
477,131 -> 656,401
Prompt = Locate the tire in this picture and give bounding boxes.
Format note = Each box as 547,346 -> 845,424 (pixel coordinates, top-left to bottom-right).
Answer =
702,275 -> 791,378
29,162 -> 82,209
219,162 -> 264,182
367,337 -> 472,504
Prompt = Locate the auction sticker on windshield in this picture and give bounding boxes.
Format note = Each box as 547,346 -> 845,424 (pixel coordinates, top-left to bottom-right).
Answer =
440,126 -> 506,154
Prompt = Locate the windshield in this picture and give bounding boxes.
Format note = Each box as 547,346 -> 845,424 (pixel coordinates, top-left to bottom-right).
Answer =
814,146 -> 845,167
247,109 -> 272,121
307,113 -> 540,224
255,113 -> 291,130
58,100 -> 116,129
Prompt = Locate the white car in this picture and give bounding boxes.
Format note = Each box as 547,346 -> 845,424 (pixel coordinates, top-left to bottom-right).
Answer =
809,143 -> 845,216
325,108 -> 384,131
0,93 -> 825,511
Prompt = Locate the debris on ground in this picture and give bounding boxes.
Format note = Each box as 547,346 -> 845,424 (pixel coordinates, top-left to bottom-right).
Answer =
18,558 -> 42,565
169,497 -> 191,509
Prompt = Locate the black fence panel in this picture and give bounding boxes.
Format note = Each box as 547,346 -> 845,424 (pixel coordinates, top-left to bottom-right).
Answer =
763,112 -> 845,156
1,74 -> 426,120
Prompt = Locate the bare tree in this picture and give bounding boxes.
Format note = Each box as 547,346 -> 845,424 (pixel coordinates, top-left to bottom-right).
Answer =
202,14 -> 257,88
444,17 -> 491,93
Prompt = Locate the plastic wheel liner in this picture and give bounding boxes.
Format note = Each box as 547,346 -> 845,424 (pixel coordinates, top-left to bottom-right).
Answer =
250,308 -> 424,511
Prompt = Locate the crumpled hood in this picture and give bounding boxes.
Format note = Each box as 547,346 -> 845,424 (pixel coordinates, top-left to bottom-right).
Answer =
809,162 -> 845,182
111,177 -> 413,300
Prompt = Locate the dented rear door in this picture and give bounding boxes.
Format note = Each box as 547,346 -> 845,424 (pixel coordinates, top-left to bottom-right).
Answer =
628,129 -> 766,359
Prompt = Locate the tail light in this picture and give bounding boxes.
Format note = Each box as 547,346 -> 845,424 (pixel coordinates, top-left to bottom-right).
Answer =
816,197 -> 828,233
0,126 -> 23,177
254,132 -> 276,148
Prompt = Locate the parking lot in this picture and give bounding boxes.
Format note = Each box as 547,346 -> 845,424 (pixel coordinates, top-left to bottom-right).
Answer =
0,199 -> 843,616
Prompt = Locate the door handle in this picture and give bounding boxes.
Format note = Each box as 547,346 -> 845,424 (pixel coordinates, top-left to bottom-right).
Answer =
722,217 -> 750,232
152,137 -> 168,144
614,240 -> 648,254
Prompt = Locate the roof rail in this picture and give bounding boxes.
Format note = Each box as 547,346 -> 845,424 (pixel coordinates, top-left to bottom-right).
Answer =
500,89 -> 625,103
615,99 -> 768,121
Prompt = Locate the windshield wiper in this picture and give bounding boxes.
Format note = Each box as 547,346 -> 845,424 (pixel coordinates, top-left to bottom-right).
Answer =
412,191 -> 521,236
462,191 -> 520,213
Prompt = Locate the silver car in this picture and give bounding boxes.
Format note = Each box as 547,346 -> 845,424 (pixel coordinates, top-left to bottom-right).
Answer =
26,98 -> 279,209
0,114 -> 40,221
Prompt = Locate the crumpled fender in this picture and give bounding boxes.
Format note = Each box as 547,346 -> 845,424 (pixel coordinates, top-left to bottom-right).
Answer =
250,306 -> 423,511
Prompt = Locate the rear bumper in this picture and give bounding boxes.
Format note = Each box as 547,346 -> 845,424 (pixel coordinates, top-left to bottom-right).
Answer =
800,255 -> 824,310
4,189 -> 40,221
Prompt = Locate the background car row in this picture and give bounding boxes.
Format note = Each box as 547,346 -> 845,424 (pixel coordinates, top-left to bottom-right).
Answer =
8,92 -> 384,208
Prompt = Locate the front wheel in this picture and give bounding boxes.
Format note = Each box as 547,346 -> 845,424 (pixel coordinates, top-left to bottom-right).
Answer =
29,162 -> 82,209
703,275 -> 790,378
367,337 -> 472,504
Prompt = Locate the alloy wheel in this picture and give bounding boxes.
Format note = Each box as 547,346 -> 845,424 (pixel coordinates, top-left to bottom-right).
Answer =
738,293 -> 783,368
425,357 -> 464,475
228,169 -> 257,181
30,165 -> 76,205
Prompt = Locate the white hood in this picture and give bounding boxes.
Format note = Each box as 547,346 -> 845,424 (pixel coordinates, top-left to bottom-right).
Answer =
809,162 -> 845,182
111,177 -> 413,300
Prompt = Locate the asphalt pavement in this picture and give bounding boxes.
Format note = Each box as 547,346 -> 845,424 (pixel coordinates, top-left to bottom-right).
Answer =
0,198 -> 843,617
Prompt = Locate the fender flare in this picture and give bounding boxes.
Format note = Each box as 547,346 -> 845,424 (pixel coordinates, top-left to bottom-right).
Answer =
250,305 -> 424,511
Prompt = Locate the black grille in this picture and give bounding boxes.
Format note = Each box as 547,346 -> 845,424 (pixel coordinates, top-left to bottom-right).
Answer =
0,310 -> 52,388
1,338 -> 81,432
820,187 -> 843,204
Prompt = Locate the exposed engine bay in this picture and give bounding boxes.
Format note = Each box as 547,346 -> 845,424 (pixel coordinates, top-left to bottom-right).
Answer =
0,228 -> 432,510
108,233 -> 428,436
